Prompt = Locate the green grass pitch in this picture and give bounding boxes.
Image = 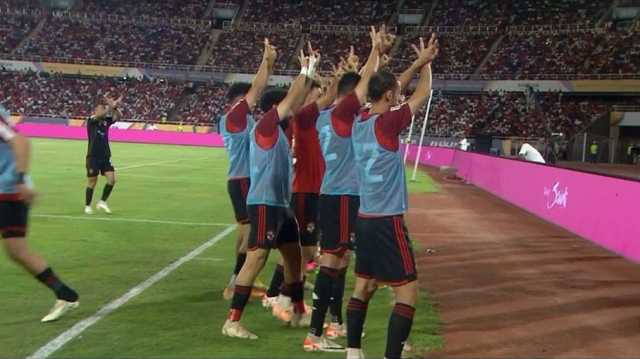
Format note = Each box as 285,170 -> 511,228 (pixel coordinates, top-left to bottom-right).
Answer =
1,138 -> 442,358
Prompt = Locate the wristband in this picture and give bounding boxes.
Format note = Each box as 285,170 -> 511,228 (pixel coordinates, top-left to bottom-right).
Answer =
300,66 -> 309,76
307,56 -> 318,78
17,172 -> 26,185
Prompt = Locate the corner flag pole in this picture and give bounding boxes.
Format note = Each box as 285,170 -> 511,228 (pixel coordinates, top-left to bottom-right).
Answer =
403,115 -> 416,165
411,89 -> 434,182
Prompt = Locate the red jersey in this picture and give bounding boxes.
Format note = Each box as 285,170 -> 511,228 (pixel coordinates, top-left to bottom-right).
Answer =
292,103 -> 324,193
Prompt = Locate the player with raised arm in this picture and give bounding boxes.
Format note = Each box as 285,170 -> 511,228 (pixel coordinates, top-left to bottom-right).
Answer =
221,46 -> 320,340
346,34 -> 439,359
221,38 -> 277,300
302,26 -> 394,352
0,105 -> 80,322
265,55 -> 349,324
84,95 -> 123,215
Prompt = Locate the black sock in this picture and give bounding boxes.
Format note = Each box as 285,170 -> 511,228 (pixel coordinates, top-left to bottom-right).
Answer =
101,183 -> 114,201
228,285 -> 252,321
330,268 -> 346,324
385,303 -> 416,359
266,264 -> 284,297
234,253 -> 247,275
35,267 -> 79,302
347,297 -> 368,349
309,266 -> 338,336
289,281 -> 305,314
85,187 -> 94,206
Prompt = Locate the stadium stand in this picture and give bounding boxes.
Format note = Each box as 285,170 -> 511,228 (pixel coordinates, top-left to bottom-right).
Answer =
241,0 -> 396,25
77,0 -> 211,19
0,71 -> 184,122
177,82 -> 230,124
0,14 -> 40,54
16,16 -> 211,65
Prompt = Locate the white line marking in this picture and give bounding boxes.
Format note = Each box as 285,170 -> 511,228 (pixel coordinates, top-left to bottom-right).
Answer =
117,158 -> 198,170
192,257 -> 225,262
27,224 -> 237,359
32,214 -> 232,227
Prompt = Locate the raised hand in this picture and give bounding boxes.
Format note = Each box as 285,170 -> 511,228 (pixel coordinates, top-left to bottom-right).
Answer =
379,53 -> 391,69
411,33 -> 439,67
343,45 -> 360,73
263,38 -> 278,66
17,183 -> 36,205
379,26 -> 396,54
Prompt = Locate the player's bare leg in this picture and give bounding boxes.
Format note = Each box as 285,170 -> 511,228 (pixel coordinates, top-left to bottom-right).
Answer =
223,247 -> 270,339
96,171 -> 116,214
346,277 -> 378,359
3,237 -> 79,322
85,176 -> 98,214
225,223 -> 250,300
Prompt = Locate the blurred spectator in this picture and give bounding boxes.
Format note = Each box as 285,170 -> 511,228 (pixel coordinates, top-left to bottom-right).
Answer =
0,71 -> 184,122
78,0 -> 210,19
242,0 -> 396,25
18,17 -> 211,65
0,15 -> 39,53
208,30 -> 299,71
177,82 -> 230,124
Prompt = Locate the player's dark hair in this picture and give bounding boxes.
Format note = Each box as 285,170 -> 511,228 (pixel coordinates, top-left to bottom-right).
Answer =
368,70 -> 398,102
311,80 -> 321,89
337,72 -> 361,97
260,88 -> 288,113
226,82 -> 252,102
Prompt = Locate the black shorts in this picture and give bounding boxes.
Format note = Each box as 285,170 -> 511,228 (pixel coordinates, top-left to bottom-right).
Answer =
86,157 -> 115,177
227,178 -> 250,224
355,215 -> 417,286
0,200 -> 29,239
292,193 -> 319,247
318,194 -> 359,255
248,205 -> 300,250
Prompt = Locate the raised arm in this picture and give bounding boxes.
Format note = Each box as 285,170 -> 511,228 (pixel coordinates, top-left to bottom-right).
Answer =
316,56 -> 350,109
354,26 -> 384,104
277,45 -> 320,120
407,34 -> 439,115
246,38 -> 277,109
93,95 -> 123,120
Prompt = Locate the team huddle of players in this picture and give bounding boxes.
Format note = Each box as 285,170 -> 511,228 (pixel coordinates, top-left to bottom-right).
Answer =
0,23 -> 438,359
219,25 -> 439,359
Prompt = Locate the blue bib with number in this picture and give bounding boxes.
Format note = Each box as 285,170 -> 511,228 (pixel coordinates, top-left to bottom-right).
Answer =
220,113 -> 255,179
316,106 -> 359,195
353,114 -> 408,216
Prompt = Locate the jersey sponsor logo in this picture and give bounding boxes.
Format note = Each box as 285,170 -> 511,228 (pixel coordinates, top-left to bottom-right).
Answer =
544,182 -> 568,209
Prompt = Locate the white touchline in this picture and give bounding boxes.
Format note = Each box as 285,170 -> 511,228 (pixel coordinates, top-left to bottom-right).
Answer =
32,214 -> 232,227
27,224 -> 237,359
117,157 -> 206,171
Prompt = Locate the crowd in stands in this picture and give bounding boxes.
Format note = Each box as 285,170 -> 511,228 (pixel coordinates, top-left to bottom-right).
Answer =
483,30 -> 640,78
208,30 -> 298,71
410,91 -> 613,138
241,0 -> 396,25
0,71 -> 184,123
392,32 -> 499,75
178,82 -> 229,124
428,0 -> 607,27
18,17 -> 210,65
77,0 -> 210,19
0,15 -> 39,54
401,0 -> 430,10
304,32 -> 372,72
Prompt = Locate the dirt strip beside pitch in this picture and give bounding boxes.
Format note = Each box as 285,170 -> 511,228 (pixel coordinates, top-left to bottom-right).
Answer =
407,168 -> 640,358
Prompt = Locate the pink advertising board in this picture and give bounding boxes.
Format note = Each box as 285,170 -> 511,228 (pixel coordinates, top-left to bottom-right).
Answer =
405,145 -> 640,262
16,123 -> 225,147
